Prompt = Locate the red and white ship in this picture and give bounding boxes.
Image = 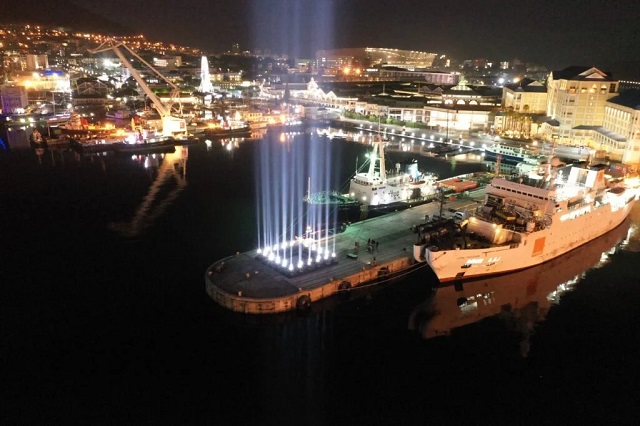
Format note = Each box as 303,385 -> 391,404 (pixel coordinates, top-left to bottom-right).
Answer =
414,162 -> 637,282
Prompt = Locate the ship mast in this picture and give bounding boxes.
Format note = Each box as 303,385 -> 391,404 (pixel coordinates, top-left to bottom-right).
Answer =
379,118 -> 386,180
367,115 -> 386,180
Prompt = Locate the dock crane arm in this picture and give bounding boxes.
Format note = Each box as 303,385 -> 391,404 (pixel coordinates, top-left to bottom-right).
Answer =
118,43 -> 182,111
88,40 -> 185,136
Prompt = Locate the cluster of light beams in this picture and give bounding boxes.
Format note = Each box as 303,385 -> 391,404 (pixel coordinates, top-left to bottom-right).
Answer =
254,132 -> 340,274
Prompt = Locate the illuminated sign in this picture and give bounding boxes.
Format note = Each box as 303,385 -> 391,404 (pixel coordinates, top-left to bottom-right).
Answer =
463,256 -> 502,267
560,205 -> 591,221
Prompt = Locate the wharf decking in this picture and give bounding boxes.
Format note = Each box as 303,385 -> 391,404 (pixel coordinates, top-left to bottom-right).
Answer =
206,192 -> 485,314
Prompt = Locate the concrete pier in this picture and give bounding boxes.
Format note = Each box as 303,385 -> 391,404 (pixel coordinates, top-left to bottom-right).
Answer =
206,191 -> 485,314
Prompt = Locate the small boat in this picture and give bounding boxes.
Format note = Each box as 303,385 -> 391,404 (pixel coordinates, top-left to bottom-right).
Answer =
202,125 -> 251,138
187,119 -> 251,138
112,136 -> 176,155
173,134 -> 201,145
70,135 -> 120,153
483,143 -> 537,165
540,142 -> 593,161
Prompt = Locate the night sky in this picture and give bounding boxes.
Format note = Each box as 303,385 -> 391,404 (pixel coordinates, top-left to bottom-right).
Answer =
77,0 -> 639,75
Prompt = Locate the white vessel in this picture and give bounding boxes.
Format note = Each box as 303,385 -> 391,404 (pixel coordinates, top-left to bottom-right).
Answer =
541,142 -> 593,161
483,144 -> 537,165
348,134 -> 438,206
410,215 -> 631,340
414,162 -> 637,282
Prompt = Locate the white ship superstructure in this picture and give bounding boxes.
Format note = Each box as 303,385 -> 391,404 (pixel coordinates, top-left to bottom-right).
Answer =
414,162 -> 637,282
349,134 -> 437,206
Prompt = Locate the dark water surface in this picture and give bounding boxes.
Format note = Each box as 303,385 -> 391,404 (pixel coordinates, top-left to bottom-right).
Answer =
3,133 -> 640,424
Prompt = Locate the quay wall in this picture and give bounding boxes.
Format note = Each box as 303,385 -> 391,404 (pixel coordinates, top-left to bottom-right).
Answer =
205,255 -> 420,314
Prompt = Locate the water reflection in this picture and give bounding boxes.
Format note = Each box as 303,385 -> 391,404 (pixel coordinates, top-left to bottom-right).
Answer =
409,218 -> 633,356
108,145 -> 189,237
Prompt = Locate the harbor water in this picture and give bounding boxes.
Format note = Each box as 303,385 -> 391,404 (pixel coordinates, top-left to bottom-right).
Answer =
3,131 -> 640,424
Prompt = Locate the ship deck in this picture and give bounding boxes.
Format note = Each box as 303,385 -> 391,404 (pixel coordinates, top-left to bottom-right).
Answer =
206,191 -> 486,314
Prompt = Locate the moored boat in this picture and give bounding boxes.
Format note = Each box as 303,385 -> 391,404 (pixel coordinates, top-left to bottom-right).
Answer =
306,130 -> 439,218
70,136 -> 119,153
112,135 -> 176,154
483,143 -> 538,165
413,162 -> 637,282
410,215 -> 631,339
187,119 -> 251,137
540,142 -> 593,161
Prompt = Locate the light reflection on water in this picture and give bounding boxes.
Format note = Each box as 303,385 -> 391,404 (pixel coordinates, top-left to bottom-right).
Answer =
409,216 -> 635,356
3,132 -> 640,424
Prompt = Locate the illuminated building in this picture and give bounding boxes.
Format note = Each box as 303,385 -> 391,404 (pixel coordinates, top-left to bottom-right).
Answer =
11,69 -> 70,92
316,48 -> 437,74
593,89 -> 640,163
377,69 -> 460,84
541,66 -> 619,145
25,54 -> 48,71
502,78 -> 547,114
0,85 -> 28,114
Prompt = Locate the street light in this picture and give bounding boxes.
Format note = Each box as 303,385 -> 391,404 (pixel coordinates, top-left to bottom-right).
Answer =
444,103 -> 450,143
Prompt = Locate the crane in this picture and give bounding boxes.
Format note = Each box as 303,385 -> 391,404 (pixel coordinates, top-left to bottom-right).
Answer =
88,39 -> 186,136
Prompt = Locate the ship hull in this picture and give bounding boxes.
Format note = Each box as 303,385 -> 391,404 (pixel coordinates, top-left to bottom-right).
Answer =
200,126 -> 251,137
416,194 -> 635,283
415,217 -> 631,338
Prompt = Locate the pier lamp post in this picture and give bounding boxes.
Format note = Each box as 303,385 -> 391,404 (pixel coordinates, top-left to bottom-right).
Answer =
445,103 -> 450,143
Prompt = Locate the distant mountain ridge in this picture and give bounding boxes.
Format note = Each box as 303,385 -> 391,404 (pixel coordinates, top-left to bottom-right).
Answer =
2,0 -> 134,36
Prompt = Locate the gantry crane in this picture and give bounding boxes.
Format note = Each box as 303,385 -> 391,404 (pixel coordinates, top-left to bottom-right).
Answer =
89,39 -> 186,136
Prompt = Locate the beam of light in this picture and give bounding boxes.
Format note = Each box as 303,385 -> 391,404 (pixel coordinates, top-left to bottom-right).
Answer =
254,130 -> 342,274
249,0 -> 336,59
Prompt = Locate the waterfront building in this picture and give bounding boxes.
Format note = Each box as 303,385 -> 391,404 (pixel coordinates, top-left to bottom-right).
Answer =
0,85 -> 28,114
500,78 -> 548,138
316,48 -> 437,74
593,89 -> 640,163
10,69 -> 70,92
541,66 -> 619,145
377,68 -> 460,84
287,78 -> 495,134
619,80 -> 640,92
71,77 -> 111,106
152,56 -> 182,69
422,70 -> 459,85
502,78 -> 547,114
